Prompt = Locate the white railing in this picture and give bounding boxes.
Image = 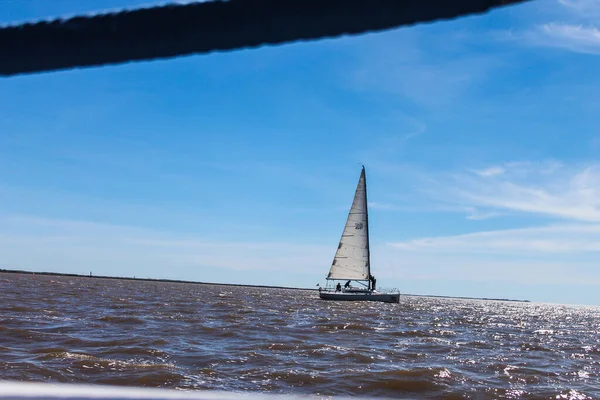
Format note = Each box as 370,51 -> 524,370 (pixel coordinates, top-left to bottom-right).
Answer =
377,287 -> 400,294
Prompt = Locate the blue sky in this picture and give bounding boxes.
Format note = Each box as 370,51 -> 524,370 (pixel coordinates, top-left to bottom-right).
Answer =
1,0 -> 599,305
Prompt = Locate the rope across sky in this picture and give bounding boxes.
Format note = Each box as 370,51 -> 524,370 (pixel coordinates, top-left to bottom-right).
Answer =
0,0 -> 530,77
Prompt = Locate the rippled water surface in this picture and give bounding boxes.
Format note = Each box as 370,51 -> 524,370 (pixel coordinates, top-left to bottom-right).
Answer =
1,273 -> 599,399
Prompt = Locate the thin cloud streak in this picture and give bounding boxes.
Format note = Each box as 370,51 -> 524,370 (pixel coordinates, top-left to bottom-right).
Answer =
389,224 -> 600,254
405,120 -> 427,139
559,0 -> 600,17
348,30 -> 505,109
464,207 -> 505,220
473,166 -> 505,177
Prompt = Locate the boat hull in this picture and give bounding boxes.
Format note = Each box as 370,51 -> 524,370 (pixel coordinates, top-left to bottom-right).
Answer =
319,291 -> 399,304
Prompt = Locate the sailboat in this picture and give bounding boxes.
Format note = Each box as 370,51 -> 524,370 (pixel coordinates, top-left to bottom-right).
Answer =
319,166 -> 400,304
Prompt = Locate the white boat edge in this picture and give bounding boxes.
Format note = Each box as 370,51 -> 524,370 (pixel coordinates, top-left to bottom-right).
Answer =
0,381 -> 397,400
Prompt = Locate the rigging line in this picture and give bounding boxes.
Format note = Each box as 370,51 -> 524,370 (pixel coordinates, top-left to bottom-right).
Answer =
0,0 -> 530,77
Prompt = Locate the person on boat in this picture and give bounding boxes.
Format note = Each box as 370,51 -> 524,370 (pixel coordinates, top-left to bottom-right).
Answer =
344,280 -> 351,289
336,282 -> 342,292
369,274 -> 376,291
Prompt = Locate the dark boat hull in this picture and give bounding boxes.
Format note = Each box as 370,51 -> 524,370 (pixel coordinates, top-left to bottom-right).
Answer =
319,290 -> 399,304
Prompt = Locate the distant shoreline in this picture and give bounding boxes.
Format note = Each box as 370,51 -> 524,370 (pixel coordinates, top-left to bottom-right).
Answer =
0,268 -> 314,292
0,268 -> 530,303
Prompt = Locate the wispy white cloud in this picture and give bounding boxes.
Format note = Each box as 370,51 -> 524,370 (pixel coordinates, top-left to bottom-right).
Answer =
500,0 -> 600,55
433,161 -> 600,222
527,23 -> 600,55
371,160 -> 600,222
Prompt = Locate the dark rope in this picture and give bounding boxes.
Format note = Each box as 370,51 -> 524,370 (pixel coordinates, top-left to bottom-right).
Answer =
0,0 -> 529,77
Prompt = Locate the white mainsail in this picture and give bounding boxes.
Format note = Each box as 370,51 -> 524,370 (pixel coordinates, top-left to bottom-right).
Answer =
327,166 -> 370,281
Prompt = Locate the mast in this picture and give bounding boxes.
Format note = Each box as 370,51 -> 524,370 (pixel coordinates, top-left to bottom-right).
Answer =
363,165 -> 371,288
